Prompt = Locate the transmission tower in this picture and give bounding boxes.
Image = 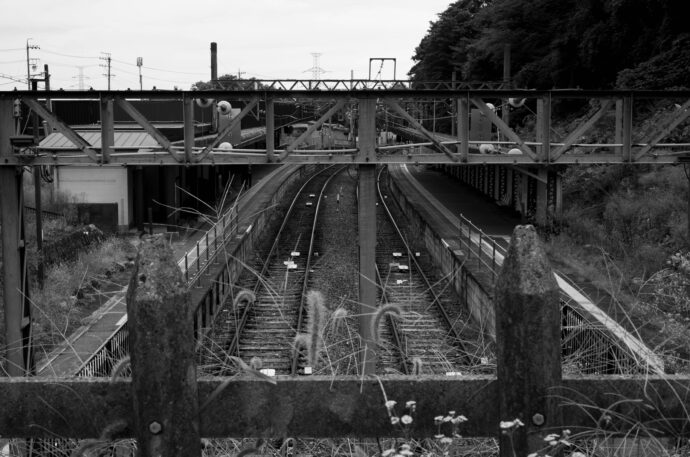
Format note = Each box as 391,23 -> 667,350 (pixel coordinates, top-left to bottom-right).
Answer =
304,52 -> 326,80
73,66 -> 89,90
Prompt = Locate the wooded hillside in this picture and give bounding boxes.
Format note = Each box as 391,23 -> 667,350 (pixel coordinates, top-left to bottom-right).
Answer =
409,0 -> 690,90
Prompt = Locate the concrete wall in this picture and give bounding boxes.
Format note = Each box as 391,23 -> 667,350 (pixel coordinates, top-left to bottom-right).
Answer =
191,164 -> 317,336
55,166 -> 129,229
386,170 -> 496,339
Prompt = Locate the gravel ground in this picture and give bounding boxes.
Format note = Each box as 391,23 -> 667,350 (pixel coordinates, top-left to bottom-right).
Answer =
307,167 -> 362,375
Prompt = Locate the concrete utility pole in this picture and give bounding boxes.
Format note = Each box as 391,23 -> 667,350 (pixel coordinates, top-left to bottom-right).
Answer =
502,44 -> 511,126
26,38 -> 39,90
137,57 -> 143,90
211,42 -> 218,132
100,52 -> 113,90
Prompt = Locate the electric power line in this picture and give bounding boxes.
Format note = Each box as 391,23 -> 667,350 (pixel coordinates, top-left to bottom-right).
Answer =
40,48 -> 99,59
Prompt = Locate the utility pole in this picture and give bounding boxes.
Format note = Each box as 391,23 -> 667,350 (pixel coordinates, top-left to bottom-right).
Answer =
237,68 -> 245,80
26,38 -> 39,90
452,71 -> 457,137
502,44 -> 511,126
44,64 -> 52,119
137,57 -> 143,90
210,42 -> 218,132
100,52 -> 113,90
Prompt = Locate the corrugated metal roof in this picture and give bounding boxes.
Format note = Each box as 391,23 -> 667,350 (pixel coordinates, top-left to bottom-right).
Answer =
39,130 -> 160,150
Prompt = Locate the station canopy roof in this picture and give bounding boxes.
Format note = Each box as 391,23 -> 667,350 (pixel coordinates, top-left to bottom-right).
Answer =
39,129 -> 159,151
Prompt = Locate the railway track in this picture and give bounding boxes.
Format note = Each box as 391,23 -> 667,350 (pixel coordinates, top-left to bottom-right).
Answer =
200,165 -> 344,376
374,167 -> 492,375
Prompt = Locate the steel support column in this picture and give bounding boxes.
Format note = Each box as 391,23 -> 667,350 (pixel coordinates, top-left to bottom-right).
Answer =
457,96 -> 469,162
536,95 -> 551,162
183,95 -> 195,163
265,98 -> 275,161
358,164 -> 377,375
0,99 -> 33,376
99,97 -> 114,163
547,170 -> 562,218
358,98 -> 377,161
357,98 -> 378,374
535,168 -> 549,225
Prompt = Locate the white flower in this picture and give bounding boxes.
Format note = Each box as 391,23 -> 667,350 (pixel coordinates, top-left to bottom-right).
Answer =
569,453 -> 587,457
382,449 -> 396,457
544,434 -> 560,442
400,444 -> 411,451
405,400 -> 416,409
434,415 -> 444,423
443,416 -> 453,422
528,453 -> 539,457
390,416 -> 400,425
385,400 -> 397,410
448,410 -> 456,415
401,415 -> 413,425
452,415 -> 468,424
400,450 -> 413,457
549,440 -> 558,446
434,434 -> 445,439
500,418 -> 524,429
440,437 -> 453,445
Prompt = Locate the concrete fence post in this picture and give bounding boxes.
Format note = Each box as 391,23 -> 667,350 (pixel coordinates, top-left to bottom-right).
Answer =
495,225 -> 562,457
126,236 -> 200,457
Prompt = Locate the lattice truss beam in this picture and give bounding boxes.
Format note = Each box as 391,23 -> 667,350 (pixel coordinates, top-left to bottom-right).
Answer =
1,89 -> 689,166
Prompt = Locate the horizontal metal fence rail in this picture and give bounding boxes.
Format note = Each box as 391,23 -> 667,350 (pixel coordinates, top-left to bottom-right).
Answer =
456,213 -> 648,374
73,205 -> 239,379
178,205 -> 239,288
75,322 -> 129,378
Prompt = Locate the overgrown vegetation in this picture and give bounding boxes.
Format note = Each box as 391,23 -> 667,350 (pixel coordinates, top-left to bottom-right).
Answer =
29,236 -> 135,366
409,0 -> 689,91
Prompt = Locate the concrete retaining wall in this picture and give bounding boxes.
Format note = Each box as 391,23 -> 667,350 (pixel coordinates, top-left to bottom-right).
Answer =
386,170 -> 496,339
191,164 -> 316,335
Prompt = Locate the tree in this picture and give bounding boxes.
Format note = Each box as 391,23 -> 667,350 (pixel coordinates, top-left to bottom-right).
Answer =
409,0 -> 492,82
191,74 -> 266,90
410,0 -> 690,89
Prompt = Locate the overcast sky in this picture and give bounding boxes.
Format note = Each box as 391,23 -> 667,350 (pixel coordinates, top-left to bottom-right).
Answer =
0,0 -> 451,91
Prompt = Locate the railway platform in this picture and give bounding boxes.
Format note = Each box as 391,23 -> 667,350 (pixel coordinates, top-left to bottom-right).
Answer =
36,164 -> 294,376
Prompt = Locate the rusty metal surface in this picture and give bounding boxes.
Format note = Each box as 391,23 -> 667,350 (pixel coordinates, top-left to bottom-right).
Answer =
1,376 -> 689,439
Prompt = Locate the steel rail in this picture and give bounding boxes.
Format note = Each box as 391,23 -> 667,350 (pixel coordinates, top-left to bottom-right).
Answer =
224,165 -> 337,358
374,264 -> 410,375
375,166 -> 473,364
291,166 -> 346,375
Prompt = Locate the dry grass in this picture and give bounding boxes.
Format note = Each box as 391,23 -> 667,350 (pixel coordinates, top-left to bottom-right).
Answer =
28,236 -> 135,367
